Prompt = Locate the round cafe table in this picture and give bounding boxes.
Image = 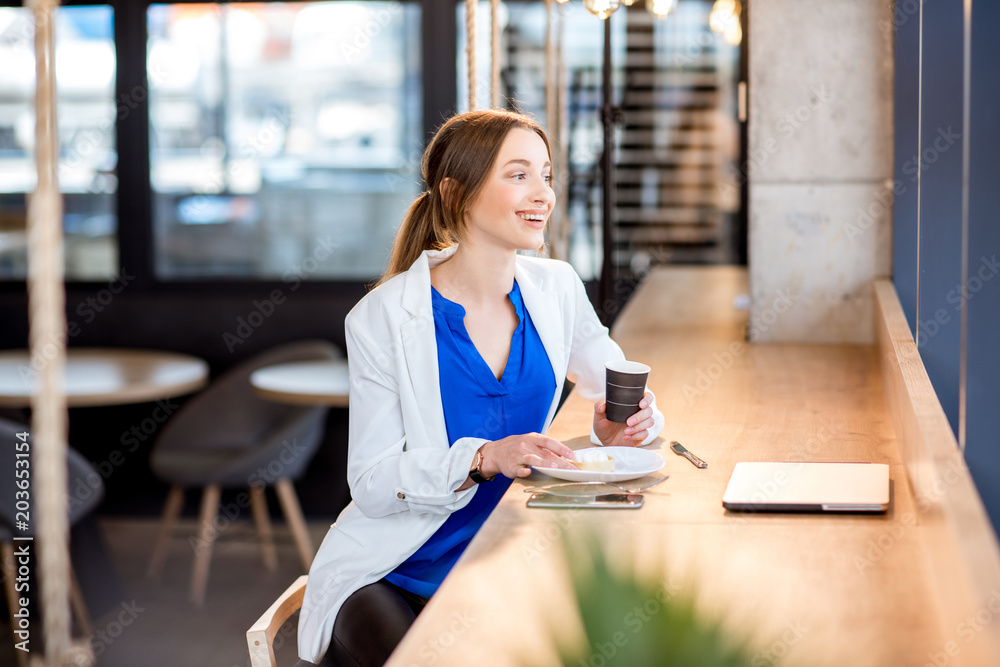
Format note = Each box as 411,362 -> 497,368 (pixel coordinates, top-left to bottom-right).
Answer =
249,359 -> 350,407
0,347 -> 209,408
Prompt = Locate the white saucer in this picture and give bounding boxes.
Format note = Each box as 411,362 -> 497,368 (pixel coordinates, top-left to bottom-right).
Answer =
533,446 -> 665,483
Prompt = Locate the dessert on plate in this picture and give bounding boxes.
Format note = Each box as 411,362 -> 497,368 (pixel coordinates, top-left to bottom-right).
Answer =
571,449 -> 615,473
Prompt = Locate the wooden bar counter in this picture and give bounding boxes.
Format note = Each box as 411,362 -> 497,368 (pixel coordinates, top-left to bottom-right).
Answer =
386,267 -> 1000,667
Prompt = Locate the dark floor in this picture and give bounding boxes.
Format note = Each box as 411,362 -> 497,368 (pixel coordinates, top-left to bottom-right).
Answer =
1,517 -> 332,667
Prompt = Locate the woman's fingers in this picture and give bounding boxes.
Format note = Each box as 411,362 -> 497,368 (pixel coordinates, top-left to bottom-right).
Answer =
534,451 -> 576,470
487,433 -> 580,478
518,432 -> 573,459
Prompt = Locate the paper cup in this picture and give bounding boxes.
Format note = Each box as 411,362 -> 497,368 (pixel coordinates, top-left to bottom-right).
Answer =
605,360 -> 650,423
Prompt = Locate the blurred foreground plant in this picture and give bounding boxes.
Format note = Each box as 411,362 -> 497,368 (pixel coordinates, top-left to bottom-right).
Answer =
560,532 -> 766,667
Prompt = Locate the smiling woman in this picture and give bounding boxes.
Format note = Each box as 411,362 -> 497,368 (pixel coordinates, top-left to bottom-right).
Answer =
297,108 -> 665,666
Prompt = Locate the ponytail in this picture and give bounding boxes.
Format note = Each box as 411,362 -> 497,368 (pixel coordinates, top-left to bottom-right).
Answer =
378,192 -> 454,286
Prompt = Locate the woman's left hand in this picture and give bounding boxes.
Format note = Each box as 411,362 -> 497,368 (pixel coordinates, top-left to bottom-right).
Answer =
593,392 -> 655,447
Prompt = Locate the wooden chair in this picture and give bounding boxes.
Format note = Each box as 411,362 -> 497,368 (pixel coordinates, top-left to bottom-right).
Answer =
246,575 -> 308,667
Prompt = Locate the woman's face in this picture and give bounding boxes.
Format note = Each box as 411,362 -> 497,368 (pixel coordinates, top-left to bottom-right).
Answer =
460,127 -> 554,252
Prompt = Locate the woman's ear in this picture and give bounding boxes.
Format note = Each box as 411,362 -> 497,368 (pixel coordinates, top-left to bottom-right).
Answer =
439,177 -> 461,210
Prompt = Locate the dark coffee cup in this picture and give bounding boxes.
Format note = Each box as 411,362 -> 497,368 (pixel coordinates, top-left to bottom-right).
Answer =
604,360 -> 650,423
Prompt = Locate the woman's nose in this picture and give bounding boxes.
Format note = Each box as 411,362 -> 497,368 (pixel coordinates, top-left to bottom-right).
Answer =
532,179 -> 555,205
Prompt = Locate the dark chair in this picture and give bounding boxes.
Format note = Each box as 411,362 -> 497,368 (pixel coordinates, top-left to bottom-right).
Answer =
0,417 -> 104,667
146,340 -> 339,605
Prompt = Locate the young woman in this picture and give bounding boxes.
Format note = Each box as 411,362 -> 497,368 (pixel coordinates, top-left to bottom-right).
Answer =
298,109 -> 665,666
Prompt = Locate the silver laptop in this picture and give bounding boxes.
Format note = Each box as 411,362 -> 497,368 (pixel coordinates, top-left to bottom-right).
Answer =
722,462 -> 890,513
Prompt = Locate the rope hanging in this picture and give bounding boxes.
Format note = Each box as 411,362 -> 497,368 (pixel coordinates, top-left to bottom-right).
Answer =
544,0 -> 571,260
490,0 -> 501,108
26,0 -> 92,663
545,0 -> 556,128
555,1 -> 570,261
466,0 -> 477,110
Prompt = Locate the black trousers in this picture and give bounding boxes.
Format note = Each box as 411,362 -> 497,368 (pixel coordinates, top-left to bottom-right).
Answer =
326,579 -> 428,667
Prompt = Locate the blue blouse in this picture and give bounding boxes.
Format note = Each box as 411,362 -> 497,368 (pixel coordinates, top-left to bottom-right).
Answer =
385,280 -> 556,598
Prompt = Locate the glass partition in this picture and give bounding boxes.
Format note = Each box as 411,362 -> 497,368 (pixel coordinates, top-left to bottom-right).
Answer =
0,6 -> 117,280
456,2 -> 741,281
147,1 -> 421,279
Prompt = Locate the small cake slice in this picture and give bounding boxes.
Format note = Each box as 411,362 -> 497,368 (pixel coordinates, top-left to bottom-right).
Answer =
572,449 -> 615,473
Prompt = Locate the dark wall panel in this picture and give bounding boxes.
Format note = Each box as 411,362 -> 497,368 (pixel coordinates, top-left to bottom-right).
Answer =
892,0 -> 920,335
965,0 -> 1000,529
917,0 -> 964,433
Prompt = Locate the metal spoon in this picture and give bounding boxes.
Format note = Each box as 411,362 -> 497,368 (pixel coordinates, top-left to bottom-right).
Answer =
524,475 -> 669,496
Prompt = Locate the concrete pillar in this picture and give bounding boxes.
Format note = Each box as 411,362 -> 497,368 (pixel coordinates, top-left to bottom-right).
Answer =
748,0 -> 895,343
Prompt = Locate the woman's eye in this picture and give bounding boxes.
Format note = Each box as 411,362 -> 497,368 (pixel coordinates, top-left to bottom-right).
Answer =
543,174 -> 552,183
512,173 -> 526,180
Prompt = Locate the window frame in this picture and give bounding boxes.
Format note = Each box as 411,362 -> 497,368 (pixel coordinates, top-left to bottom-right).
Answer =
0,0 -> 457,294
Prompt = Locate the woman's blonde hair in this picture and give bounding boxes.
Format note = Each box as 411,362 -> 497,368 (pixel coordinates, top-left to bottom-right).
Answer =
378,109 -> 551,285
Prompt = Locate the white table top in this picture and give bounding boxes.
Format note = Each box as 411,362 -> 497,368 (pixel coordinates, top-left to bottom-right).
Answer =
250,359 -> 349,407
0,347 -> 209,408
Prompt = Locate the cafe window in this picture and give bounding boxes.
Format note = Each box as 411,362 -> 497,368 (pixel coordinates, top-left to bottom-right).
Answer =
147,1 -> 422,280
0,5 -> 118,281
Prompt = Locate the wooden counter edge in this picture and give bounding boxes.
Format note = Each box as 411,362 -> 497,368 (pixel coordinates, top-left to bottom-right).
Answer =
874,279 -> 1000,665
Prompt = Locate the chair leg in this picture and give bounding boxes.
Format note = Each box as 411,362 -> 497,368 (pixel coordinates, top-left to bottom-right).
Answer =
190,484 -> 221,606
68,563 -> 92,638
147,484 -> 184,577
249,485 -> 278,571
2,542 -> 29,667
274,478 -> 314,571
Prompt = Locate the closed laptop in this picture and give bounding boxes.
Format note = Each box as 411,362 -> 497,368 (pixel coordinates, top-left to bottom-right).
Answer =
722,462 -> 890,513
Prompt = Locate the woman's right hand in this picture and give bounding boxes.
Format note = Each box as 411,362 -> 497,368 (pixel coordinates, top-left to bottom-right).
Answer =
480,433 -> 577,479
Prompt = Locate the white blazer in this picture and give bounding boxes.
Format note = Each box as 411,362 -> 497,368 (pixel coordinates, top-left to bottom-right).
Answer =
298,246 -> 665,663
